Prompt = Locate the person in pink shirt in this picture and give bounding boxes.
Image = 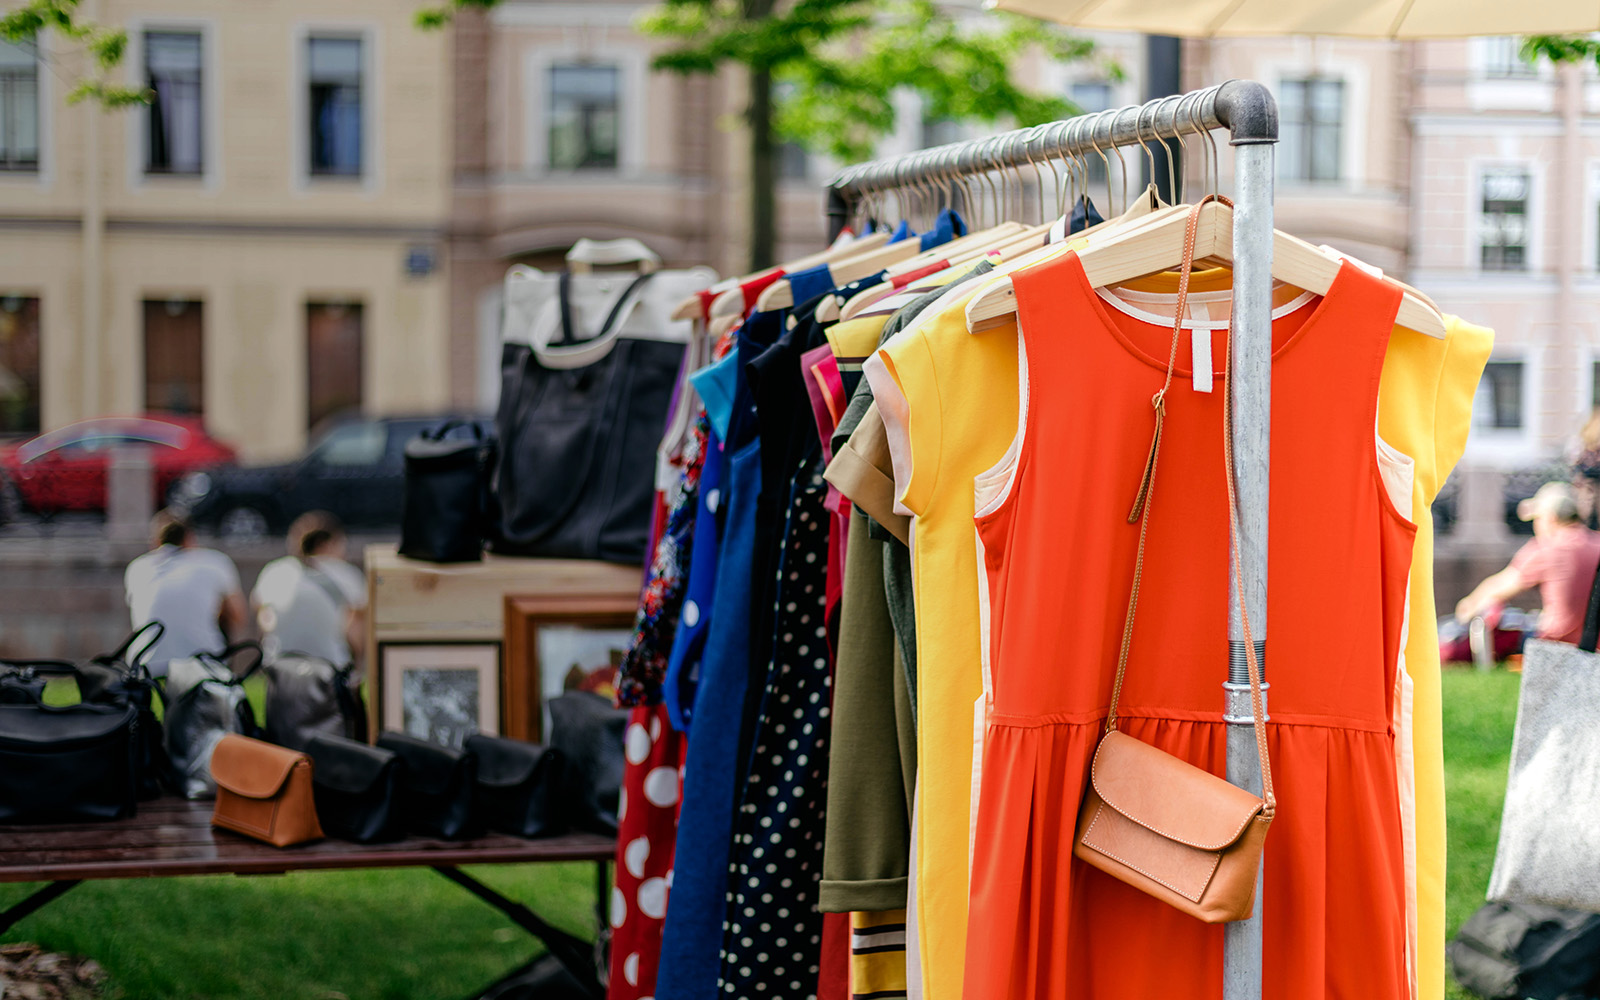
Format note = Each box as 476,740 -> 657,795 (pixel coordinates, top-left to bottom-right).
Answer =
1457,482 -> 1600,644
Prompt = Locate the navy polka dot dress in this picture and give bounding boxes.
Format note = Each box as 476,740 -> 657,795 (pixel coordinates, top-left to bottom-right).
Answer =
719,454 -> 832,998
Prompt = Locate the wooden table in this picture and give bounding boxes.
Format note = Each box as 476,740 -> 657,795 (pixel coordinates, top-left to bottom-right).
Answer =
0,798 -> 616,998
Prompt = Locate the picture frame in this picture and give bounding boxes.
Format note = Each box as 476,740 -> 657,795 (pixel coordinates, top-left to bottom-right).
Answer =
377,641 -> 502,750
503,594 -> 637,742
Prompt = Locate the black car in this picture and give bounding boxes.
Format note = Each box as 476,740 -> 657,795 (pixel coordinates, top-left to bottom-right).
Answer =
174,414 -> 491,538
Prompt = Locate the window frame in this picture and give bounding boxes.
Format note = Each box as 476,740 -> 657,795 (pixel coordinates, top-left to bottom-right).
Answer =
546,62 -> 621,172
1474,359 -> 1527,432
520,44 -> 645,176
1479,166 -> 1532,273
292,24 -> 378,191
0,39 -> 40,174
1277,76 -> 1345,184
1482,36 -> 1537,80
142,29 -> 205,176
306,34 -> 365,179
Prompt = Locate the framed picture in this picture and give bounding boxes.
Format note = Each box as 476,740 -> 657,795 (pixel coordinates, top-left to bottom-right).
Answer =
504,594 -> 637,742
378,642 -> 501,750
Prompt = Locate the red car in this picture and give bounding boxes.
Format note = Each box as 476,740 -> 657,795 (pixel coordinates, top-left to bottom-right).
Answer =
0,415 -> 237,517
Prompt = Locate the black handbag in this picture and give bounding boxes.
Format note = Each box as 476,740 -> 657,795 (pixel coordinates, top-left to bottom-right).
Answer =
466,733 -> 563,838
305,733 -> 406,843
546,691 -> 626,835
0,702 -> 140,822
491,270 -> 681,563
163,643 -> 264,799
376,730 -> 482,840
399,420 -> 497,564
262,653 -> 367,752
0,658 -> 74,705
76,622 -> 173,799
1450,900 -> 1600,1000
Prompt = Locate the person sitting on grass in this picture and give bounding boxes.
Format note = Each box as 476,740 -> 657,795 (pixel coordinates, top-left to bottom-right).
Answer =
124,510 -> 247,677
1457,482 -> 1600,647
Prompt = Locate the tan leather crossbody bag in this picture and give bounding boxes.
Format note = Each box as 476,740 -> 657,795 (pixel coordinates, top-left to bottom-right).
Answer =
1071,198 -> 1276,925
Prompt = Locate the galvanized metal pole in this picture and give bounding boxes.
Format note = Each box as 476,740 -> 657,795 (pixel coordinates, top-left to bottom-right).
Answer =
1215,82 -> 1278,1000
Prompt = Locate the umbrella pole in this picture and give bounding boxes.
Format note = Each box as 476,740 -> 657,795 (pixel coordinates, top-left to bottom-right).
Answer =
1219,84 -> 1277,1000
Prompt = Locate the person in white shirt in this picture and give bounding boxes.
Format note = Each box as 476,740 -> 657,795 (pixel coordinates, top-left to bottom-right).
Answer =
251,511 -> 367,668
124,512 -> 246,677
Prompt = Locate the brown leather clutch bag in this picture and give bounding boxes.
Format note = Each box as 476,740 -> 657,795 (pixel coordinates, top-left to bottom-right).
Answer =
210,734 -> 324,847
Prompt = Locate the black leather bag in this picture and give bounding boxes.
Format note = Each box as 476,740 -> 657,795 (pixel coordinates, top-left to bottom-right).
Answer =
0,702 -> 140,822
491,271 -> 682,564
1450,900 -> 1600,1000
399,420 -> 496,564
305,733 -> 406,843
467,733 -> 563,838
76,622 -> 173,799
376,731 -> 482,840
163,643 -> 264,799
546,692 -> 626,835
262,653 -> 366,752
0,659 -> 74,705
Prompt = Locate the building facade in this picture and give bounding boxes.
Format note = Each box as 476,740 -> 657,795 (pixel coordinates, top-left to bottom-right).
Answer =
1190,35 -> 1595,469
446,0 -> 1144,411
0,0 -> 454,461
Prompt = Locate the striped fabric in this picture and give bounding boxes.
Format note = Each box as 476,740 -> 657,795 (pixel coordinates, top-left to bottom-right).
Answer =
851,910 -> 908,1000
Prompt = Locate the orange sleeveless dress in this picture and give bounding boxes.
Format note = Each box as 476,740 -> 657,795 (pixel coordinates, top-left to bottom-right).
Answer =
963,254 -> 1414,999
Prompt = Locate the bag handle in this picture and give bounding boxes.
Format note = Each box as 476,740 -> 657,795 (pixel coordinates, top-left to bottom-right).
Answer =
422,419 -> 484,444
109,621 -> 166,673
1580,548 -> 1600,653
199,641 -> 265,683
548,270 -> 656,349
1101,195 -> 1275,820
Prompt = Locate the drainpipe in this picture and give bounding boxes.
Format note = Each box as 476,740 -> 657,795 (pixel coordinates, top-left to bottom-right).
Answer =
81,0 -> 104,423
1557,61 -> 1581,459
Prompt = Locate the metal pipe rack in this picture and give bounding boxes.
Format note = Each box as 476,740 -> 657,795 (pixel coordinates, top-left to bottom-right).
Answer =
823,79 -> 1280,1000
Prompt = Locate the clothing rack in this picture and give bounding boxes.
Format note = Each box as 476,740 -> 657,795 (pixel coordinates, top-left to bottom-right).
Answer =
823,79 -> 1280,1000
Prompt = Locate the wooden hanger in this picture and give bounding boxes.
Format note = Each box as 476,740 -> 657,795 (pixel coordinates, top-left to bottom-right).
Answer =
754,236 -> 926,313
965,199 -> 1447,339
814,222 -> 1029,323
668,230 -> 893,321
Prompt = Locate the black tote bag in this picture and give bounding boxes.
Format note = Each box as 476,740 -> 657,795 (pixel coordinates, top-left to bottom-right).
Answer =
399,420 -> 496,564
491,271 -> 683,564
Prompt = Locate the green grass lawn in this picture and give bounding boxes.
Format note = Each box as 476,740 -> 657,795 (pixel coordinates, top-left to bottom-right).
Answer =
1443,667 -> 1523,1000
3,668 -> 1527,998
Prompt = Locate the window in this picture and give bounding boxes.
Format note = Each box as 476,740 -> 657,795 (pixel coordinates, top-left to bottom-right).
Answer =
1484,36 -> 1536,79
1279,77 -> 1343,183
1474,360 -> 1524,430
144,32 -> 203,175
921,115 -> 962,150
778,141 -> 809,181
1591,361 -> 1600,414
308,36 -> 363,177
307,302 -> 363,430
0,296 -> 40,434
143,299 -> 203,417
1481,168 -> 1530,271
548,64 -> 619,170
1069,81 -> 1113,114
0,40 -> 38,172
314,421 -> 385,466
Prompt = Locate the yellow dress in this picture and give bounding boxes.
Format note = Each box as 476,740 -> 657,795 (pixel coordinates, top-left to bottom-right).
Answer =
1377,316 -> 1493,1000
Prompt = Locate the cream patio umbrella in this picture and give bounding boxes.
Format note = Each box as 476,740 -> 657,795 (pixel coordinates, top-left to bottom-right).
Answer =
987,0 -> 1600,38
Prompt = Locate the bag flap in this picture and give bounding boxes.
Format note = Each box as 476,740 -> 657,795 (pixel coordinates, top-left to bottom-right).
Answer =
1089,730 -> 1264,852
0,702 -> 135,744
306,734 -> 398,795
211,733 -> 306,799
466,733 -> 556,787
377,731 -> 471,795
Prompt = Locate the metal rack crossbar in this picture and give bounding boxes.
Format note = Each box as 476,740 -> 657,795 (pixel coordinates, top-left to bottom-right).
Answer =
821,79 -> 1280,1000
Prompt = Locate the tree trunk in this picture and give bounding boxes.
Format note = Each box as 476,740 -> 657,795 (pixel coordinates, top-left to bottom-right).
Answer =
743,0 -> 778,271
747,65 -> 777,271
